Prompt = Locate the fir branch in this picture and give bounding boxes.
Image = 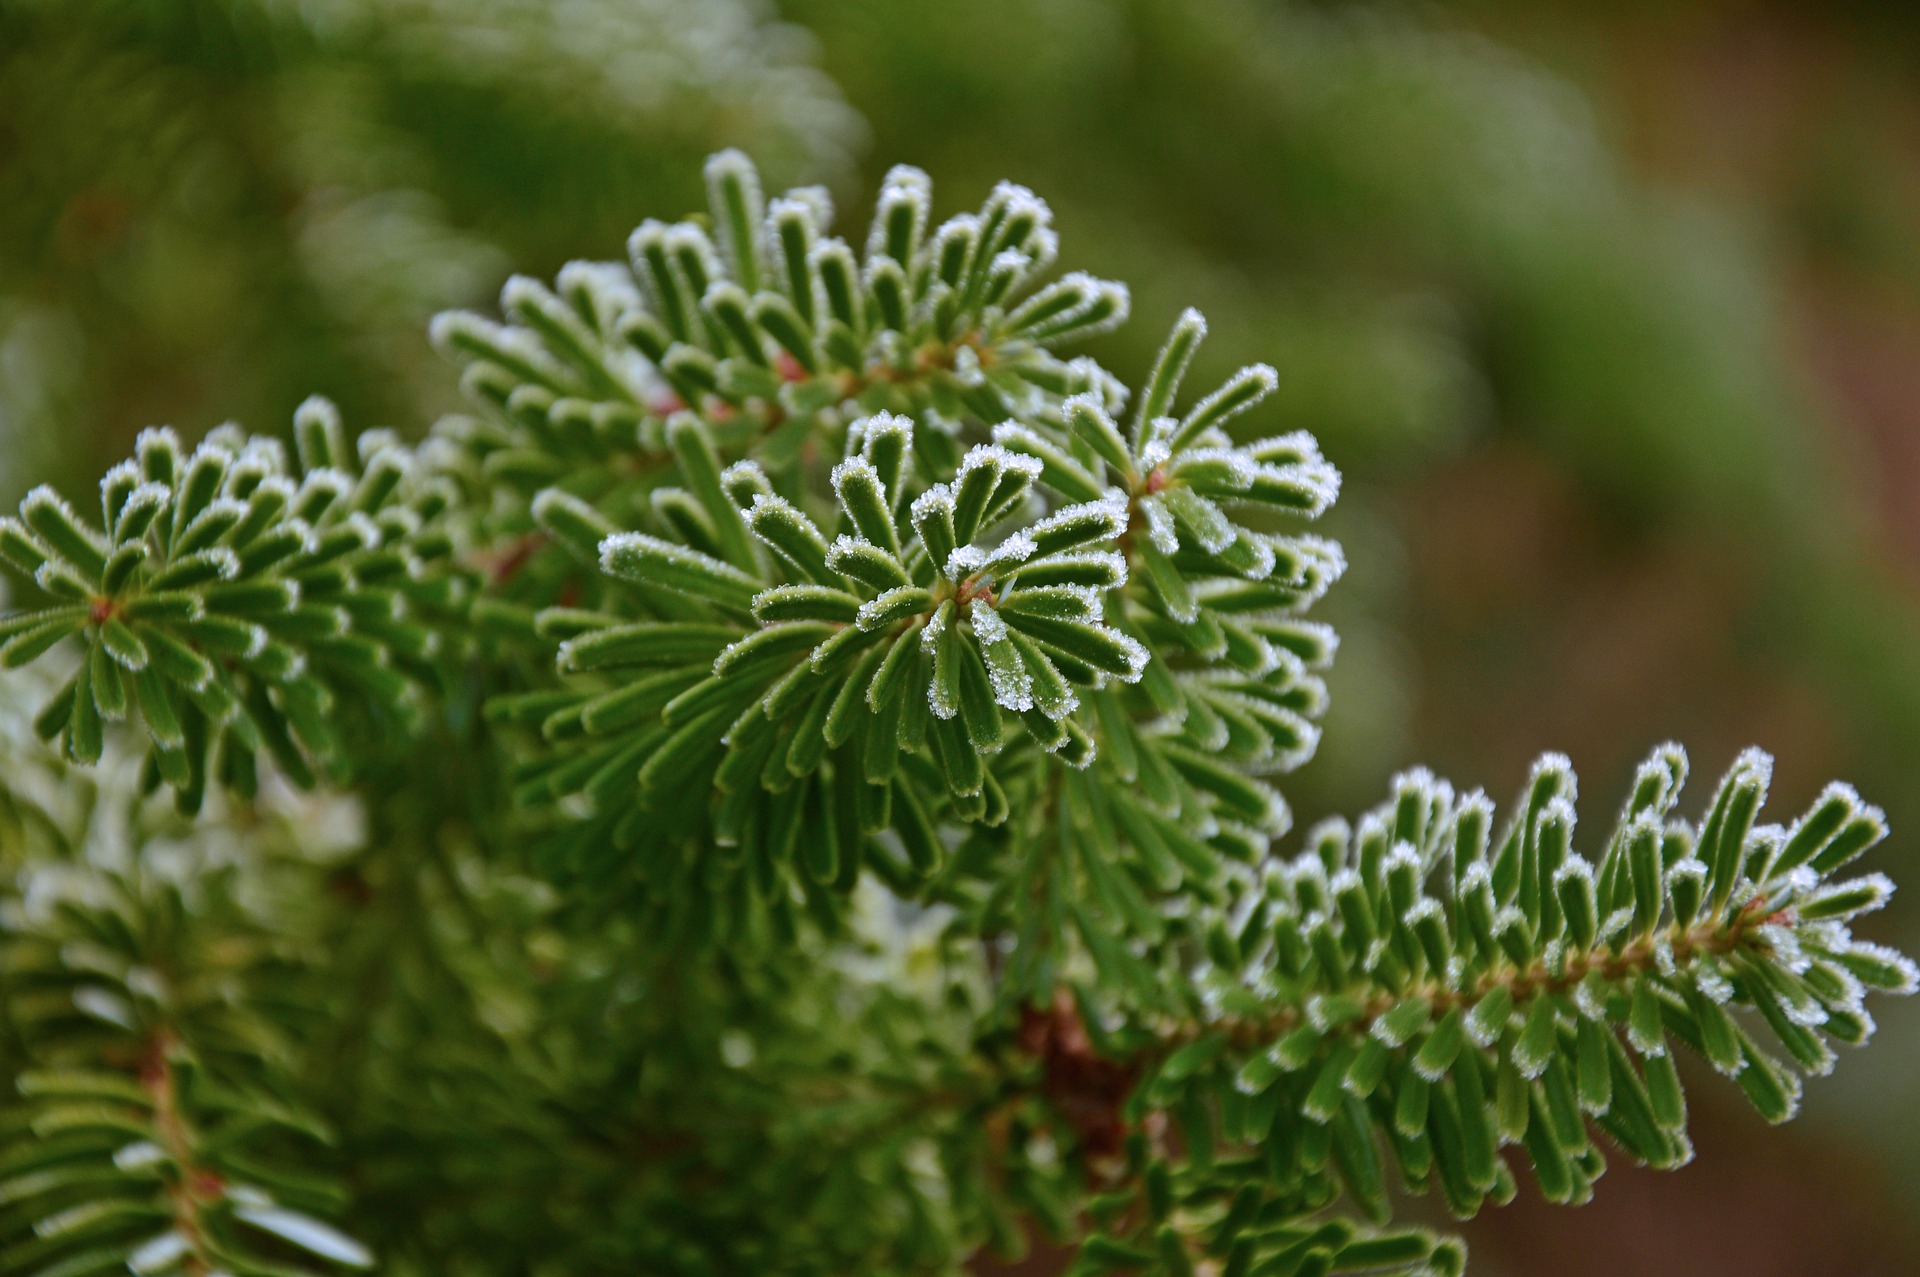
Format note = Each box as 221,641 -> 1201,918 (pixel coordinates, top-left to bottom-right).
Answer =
1084,746 -> 1912,1251
0,407 -> 469,806
0,772 -> 370,1277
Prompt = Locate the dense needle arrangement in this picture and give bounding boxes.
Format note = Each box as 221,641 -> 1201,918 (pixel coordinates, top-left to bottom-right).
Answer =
0,150 -> 1910,1276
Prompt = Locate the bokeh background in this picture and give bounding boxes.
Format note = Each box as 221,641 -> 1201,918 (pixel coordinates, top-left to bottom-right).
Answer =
3,1 -> 1917,1271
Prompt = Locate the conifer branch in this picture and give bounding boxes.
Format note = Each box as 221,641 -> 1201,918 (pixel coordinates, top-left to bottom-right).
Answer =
0,145 -> 1911,1275
0,744 -> 369,1277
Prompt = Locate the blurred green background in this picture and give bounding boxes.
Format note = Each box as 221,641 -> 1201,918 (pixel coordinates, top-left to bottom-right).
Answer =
4,1 -> 1917,1271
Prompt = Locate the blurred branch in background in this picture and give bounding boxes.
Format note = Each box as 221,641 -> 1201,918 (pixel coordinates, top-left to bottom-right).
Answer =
0,0 -> 861,499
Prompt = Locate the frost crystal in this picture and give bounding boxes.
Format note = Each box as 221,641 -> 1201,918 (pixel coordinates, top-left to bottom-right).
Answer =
830,456 -> 878,499
960,440 -> 1042,483
909,485 -> 954,524
854,410 -> 914,456
1694,960 -> 1736,1005
969,609 -> 1034,713
1140,496 -> 1178,555
984,530 -> 1035,570
1177,447 -> 1257,489
945,545 -> 987,578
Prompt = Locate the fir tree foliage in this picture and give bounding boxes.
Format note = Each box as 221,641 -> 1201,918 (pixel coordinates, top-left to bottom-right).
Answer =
0,406 -> 465,807
0,151 -> 1913,1274
0,688 -> 370,1277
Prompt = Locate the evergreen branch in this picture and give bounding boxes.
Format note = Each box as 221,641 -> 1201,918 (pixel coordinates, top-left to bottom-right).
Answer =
1087,746 -> 1911,1248
0,405 -> 469,806
2,136 -> 1911,1275
0,787 -> 369,1277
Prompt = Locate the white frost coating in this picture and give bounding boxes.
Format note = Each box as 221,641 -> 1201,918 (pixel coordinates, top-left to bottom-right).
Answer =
970,604 -> 1010,645
135,424 -> 183,458
1110,627 -> 1151,683
827,533 -> 881,565
1573,974 -> 1608,1021
1253,460 -> 1342,520
1176,447 -> 1258,490
1537,793 -> 1578,838
918,608 -> 947,655
1510,1008 -> 1555,1079
857,410 -> 915,454
665,221 -> 726,278
970,608 -> 1034,712
931,211 -> 980,249
1694,958 -> 1736,1006
719,461 -> 773,509
599,532 -> 748,588
868,167 -> 931,249
987,248 -> 1031,286
1528,748 -> 1574,798
1596,904 -> 1635,947
984,529 -> 1035,569
1822,871 -> 1896,918
1552,856 -> 1596,891
344,511 -> 383,550
951,344 -> 984,386
769,194 -> 827,240
189,545 -> 242,582
959,440 -> 1043,483
1185,496 -> 1237,554
1384,842 -> 1423,879
1850,941 -> 1919,995
377,504 -> 423,539
1140,496 -> 1178,555
1758,924 -> 1813,979
747,492 -> 825,551
945,545 -> 987,578
187,497 -> 249,536
1025,226 -> 1061,276
1732,744 -> 1776,790
558,259 -> 642,317
1667,856 -> 1706,888
239,434 -> 289,471
186,440 -> 238,473
926,668 -> 957,721
988,422 -> 1056,460
909,484 -> 954,524
100,457 -> 142,501
989,180 -> 1051,233
1459,860 -> 1493,893
855,585 -> 926,631
829,455 -> 878,500
1137,438 -> 1172,472
1137,412 -> 1178,451
1033,492 -> 1129,542
301,466 -> 353,506
499,272 -> 552,316
1651,933 -> 1681,979
1402,895 -> 1443,930
1247,430 -> 1323,466
250,474 -> 297,506
1023,548 -> 1128,589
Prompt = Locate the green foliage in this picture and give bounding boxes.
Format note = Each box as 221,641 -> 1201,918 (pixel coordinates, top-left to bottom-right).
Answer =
0,709 -> 368,1277
0,406 -> 466,805
1095,747 -> 1911,1259
0,149 -> 1912,1275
